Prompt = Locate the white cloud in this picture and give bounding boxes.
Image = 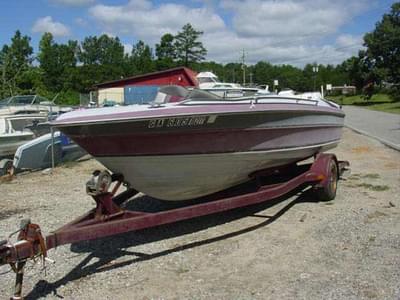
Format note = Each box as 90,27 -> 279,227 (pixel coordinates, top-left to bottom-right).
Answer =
89,0 -> 225,43
49,0 -> 95,6
32,16 -> 71,37
221,0 -> 353,38
336,34 -> 363,49
75,17 -> 88,27
88,0 -> 374,66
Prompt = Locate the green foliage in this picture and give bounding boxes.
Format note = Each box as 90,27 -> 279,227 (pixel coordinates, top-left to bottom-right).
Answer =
129,40 -> 155,75
174,23 -> 207,67
328,93 -> 393,105
78,34 -> 124,66
340,56 -> 365,91
155,34 -> 176,70
361,3 -> 400,98
77,34 -> 126,90
33,88 -> 80,106
219,62 -> 242,83
0,30 -> 33,97
327,93 -> 400,114
38,33 -> 78,92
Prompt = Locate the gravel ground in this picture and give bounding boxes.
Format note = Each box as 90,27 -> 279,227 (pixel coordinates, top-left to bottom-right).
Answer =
0,128 -> 399,300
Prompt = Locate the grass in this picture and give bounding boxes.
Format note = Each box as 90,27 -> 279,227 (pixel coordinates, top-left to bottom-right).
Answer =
361,173 -> 380,179
348,173 -> 380,181
327,93 -> 400,114
356,183 -> 390,191
347,173 -> 389,191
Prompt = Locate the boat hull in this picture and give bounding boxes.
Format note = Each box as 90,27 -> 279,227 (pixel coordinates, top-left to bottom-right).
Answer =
97,141 -> 338,200
54,102 -> 345,200
0,132 -> 34,158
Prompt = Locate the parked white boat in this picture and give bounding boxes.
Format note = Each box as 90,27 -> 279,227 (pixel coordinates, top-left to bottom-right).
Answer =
13,131 -> 87,172
196,72 -> 270,98
0,114 -> 48,158
0,95 -> 72,116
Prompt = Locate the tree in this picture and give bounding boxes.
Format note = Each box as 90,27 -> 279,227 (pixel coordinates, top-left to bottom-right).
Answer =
38,32 -> 78,92
78,34 -> 125,88
78,34 -> 125,66
362,3 -> 400,96
0,45 -> 11,97
8,30 -> 33,72
0,30 -> 33,96
340,56 -> 367,92
129,40 -> 155,74
174,23 -> 207,67
155,33 -> 176,70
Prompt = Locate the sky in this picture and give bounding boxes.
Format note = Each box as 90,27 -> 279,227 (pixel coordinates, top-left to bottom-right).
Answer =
0,0 -> 396,67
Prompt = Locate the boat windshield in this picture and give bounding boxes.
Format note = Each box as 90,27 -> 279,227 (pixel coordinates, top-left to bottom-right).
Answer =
213,84 -> 237,88
0,95 -> 50,106
8,116 -> 46,131
197,77 -> 218,84
0,97 -> 12,106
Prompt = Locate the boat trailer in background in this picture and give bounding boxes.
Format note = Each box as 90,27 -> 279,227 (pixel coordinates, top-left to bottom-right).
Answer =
0,153 -> 349,299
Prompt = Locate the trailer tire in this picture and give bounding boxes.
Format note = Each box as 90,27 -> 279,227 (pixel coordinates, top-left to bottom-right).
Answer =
314,158 -> 338,201
0,159 -> 13,176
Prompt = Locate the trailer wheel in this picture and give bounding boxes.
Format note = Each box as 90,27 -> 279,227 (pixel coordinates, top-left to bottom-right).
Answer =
0,159 -> 14,176
314,159 -> 338,201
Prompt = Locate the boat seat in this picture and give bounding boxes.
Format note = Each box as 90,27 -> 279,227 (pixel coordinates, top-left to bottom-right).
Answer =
187,89 -> 222,100
159,85 -> 190,98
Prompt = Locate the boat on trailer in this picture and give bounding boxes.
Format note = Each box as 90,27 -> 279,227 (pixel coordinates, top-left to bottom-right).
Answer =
53,86 -> 344,201
0,86 -> 349,299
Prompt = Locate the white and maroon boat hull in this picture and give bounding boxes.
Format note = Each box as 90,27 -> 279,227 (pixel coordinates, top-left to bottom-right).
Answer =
54,99 -> 344,201
98,141 -> 339,200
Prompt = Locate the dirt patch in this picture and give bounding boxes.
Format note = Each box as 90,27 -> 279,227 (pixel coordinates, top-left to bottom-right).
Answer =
351,146 -> 371,154
0,208 -> 30,221
364,211 -> 388,223
384,162 -> 400,169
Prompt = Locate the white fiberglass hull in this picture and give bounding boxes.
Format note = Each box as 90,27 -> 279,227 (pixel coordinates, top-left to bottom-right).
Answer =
0,132 -> 34,157
98,141 -> 338,201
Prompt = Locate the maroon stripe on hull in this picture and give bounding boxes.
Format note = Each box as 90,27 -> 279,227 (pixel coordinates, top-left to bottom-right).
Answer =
70,126 -> 343,156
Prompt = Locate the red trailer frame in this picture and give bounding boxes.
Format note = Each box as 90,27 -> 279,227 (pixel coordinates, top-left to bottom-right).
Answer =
0,153 -> 349,299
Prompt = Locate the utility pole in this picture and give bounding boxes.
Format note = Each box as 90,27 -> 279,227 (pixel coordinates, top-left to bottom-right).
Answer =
312,64 -> 319,91
241,49 -> 246,86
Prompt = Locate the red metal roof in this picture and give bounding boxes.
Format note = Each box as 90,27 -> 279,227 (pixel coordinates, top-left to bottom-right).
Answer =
94,67 -> 199,89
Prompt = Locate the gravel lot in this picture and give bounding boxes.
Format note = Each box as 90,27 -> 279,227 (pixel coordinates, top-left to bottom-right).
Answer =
0,128 -> 399,300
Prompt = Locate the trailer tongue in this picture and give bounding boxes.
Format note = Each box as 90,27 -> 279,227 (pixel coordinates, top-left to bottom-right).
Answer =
0,153 -> 349,299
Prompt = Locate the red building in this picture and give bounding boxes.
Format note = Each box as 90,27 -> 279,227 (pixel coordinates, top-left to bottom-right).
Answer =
95,67 -> 198,89
94,67 -> 198,105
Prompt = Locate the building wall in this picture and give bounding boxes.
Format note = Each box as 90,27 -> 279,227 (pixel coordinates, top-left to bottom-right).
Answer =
95,68 -> 198,105
97,69 -> 197,89
98,87 -> 124,104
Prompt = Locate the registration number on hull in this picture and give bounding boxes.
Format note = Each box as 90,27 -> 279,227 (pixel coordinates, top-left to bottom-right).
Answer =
148,115 -> 217,129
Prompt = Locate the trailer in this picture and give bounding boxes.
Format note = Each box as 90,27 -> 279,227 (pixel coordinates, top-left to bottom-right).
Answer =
0,153 -> 349,299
